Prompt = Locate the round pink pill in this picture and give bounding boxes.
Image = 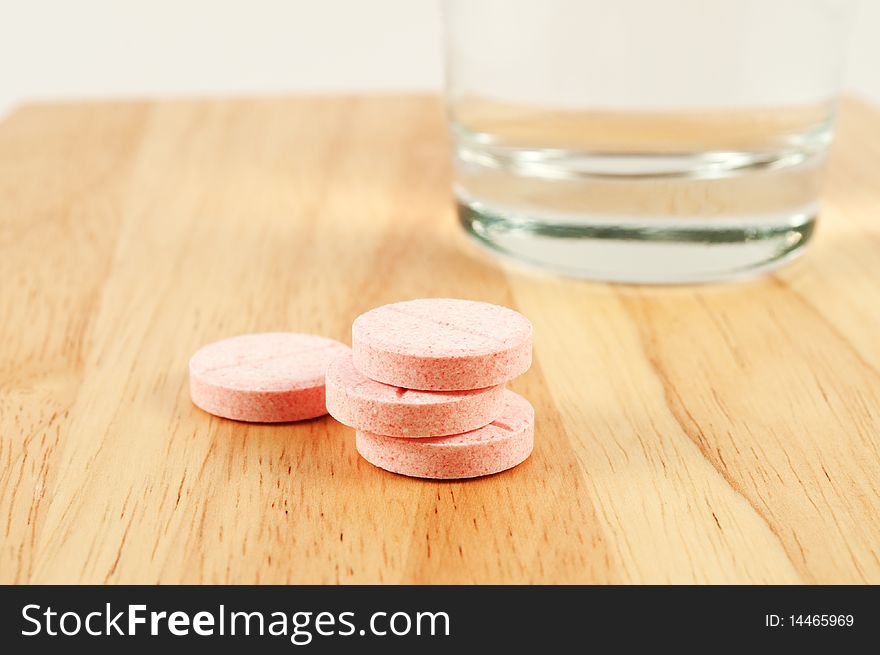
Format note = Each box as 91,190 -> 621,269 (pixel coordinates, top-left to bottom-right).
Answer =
352,298 -> 533,391
355,390 -> 535,479
189,332 -> 350,422
325,352 -> 505,437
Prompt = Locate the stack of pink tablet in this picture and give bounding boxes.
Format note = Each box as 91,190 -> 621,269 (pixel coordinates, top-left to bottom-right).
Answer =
326,298 -> 535,479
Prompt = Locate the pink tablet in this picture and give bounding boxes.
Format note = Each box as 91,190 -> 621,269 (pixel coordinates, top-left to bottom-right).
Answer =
326,352 -> 504,436
352,298 -> 532,391
189,332 -> 349,422
355,390 -> 534,479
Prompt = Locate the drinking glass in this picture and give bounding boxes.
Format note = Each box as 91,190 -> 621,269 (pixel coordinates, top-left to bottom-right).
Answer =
443,0 -> 856,282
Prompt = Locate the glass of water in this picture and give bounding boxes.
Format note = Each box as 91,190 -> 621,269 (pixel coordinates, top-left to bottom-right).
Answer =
443,0 -> 856,283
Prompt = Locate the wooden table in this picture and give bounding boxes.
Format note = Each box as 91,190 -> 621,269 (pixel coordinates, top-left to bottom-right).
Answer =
2,96 -> 878,584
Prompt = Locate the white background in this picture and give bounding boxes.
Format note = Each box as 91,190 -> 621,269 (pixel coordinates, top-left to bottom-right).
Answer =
0,0 -> 877,116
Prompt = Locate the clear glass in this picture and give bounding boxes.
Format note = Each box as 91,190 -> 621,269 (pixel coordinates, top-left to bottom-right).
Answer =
443,0 -> 856,283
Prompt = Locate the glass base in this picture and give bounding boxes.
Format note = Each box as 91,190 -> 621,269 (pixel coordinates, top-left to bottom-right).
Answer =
458,201 -> 815,284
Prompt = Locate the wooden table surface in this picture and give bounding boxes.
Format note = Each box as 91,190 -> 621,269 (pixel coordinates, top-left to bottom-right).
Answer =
2,96 -> 879,584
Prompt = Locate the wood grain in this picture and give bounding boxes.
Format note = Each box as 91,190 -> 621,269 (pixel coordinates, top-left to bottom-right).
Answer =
1,96 -> 878,584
